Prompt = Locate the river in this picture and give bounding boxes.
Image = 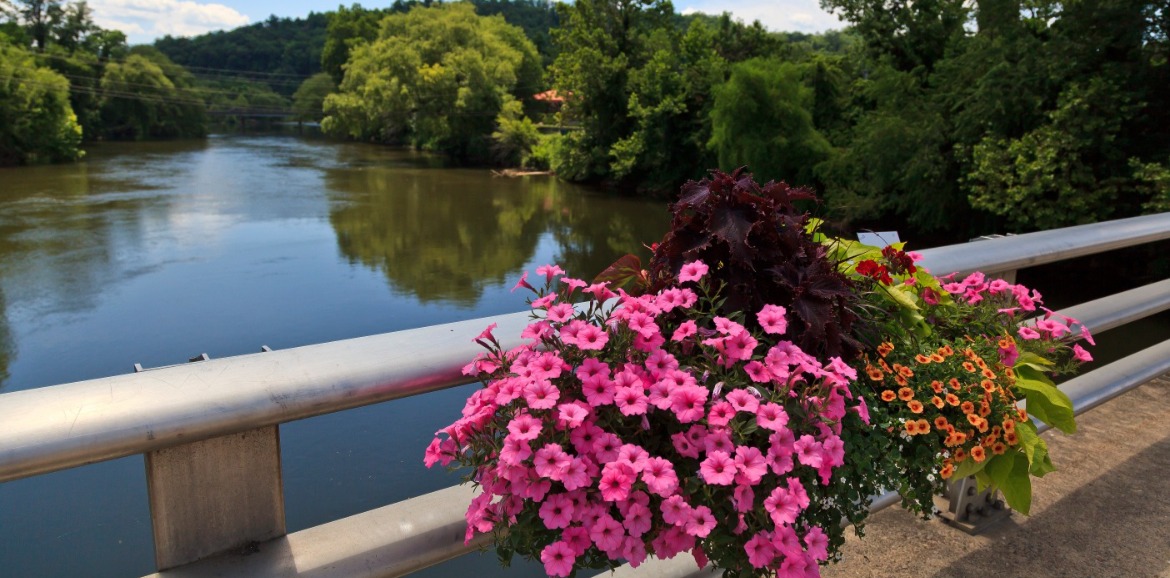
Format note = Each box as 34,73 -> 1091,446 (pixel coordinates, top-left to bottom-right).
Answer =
0,134 -> 670,577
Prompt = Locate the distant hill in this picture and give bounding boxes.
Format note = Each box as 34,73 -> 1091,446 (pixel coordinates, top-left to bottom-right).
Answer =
153,13 -> 329,97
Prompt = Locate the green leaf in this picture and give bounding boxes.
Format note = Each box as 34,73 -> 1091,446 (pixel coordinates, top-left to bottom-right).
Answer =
952,454 -> 989,480
1014,366 -> 1077,434
884,285 -> 920,311
1015,351 -> 1056,372
983,451 -> 1033,514
1014,422 -> 1056,476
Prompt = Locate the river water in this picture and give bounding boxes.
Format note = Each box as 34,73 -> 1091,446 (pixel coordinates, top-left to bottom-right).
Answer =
0,135 -> 670,577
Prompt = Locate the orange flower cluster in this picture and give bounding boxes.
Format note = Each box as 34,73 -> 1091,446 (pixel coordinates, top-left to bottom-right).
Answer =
866,337 -> 1025,479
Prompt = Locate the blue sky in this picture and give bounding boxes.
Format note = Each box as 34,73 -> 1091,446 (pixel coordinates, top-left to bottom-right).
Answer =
86,0 -> 845,45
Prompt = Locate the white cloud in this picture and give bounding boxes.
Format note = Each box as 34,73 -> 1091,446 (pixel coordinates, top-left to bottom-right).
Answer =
89,0 -> 251,43
679,0 -> 845,34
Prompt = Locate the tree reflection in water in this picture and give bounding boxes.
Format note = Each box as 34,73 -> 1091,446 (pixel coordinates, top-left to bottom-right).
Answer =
327,163 -> 669,305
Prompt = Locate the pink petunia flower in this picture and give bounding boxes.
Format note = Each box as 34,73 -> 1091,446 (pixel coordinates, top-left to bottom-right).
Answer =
744,532 -> 776,569
707,401 -> 736,427
670,385 -> 709,423
804,526 -> 829,562
622,502 -> 653,537
744,361 -> 773,383
685,505 -> 716,537
524,380 -> 560,409
794,435 -> 824,468
1018,326 -> 1041,340
678,260 -> 709,283
763,486 -> 800,526
734,446 -> 768,485
641,457 -> 679,496
507,413 -> 542,441
539,493 -> 575,530
512,271 -> 534,293
699,451 -> 737,485
1072,343 -> 1093,362
671,320 -> 698,342
546,302 -> 576,323
574,324 -> 610,350
661,495 -> 693,526
757,304 -> 789,334
589,514 -> 625,552
533,444 -> 571,480
1080,324 -> 1096,346
561,457 -> 590,491
500,436 -> 533,466
598,462 -> 636,502
725,389 -> 760,414
535,264 -> 566,285
615,385 -> 648,416
755,402 -> 789,431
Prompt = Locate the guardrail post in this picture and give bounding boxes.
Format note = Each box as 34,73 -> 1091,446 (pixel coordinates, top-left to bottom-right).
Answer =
934,475 -> 1010,534
145,425 -> 286,570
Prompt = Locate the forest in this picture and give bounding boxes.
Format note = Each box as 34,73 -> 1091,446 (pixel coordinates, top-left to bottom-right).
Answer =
1,0 -> 1167,239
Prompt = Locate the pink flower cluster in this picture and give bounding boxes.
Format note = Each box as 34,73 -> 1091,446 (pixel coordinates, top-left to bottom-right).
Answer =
425,261 -> 869,577
940,271 -> 1094,363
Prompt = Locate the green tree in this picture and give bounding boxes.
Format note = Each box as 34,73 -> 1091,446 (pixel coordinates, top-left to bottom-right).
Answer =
322,3 -> 541,163
709,58 -> 831,187
99,49 -> 206,139
320,4 -> 391,85
291,72 -> 335,121
0,41 -> 82,164
548,0 -> 676,182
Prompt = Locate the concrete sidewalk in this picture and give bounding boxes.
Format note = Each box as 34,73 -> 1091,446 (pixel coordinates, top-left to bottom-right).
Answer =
825,375 -> 1170,578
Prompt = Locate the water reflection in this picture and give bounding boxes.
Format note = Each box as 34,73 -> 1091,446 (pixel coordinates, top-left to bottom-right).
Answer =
327,168 -> 669,305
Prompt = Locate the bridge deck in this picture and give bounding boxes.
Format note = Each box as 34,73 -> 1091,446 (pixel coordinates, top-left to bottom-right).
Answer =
826,374 -> 1170,578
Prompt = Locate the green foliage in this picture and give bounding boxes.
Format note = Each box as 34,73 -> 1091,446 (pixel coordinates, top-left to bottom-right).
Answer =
709,58 -> 831,187
291,72 -> 335,121
470,0 -> 559,63
321,4 -> 388,85
0,40 -> 82,164
99,48 -> 205,140
322,3 -> 541,163
154,12 -> 329,97
491,98 -> 541,166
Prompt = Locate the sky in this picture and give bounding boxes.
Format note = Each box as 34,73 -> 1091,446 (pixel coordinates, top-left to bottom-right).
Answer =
85,0 -> 846,45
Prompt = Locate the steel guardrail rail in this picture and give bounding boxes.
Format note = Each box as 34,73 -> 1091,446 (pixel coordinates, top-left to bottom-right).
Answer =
914,212 -> 1170,277
1,213 -> 1169,482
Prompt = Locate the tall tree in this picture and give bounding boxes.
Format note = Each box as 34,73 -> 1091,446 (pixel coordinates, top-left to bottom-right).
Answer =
0,41 -> 82,164
322,3 -> 541,162
548,0 -> 676,182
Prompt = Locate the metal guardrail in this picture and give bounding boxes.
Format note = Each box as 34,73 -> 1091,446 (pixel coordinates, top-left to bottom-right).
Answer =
0,213 -> 1168,576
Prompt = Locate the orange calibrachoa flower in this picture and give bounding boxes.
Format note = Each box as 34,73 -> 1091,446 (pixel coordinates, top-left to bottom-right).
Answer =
915,419 -> 930,433
881,390 -> 897,402
948,377 -> 962,390
979,402 -> 992,417
867,365 -> 885,381
939,461 -> 955,479
970,446 -> 987,463
879,359 -> 893,373
1004,431 -> 1019,446
966,413 -> 984,427
905,420 -> 921,435
914,353 -> 932,364
930,380 -> 944,393
962,361 -> 977,373
934,416 -> 949,430
954,448 -> 968,462
897,364 -> 914,378
907,400 -> 924,414
960,401 -> 976,414
981,368 -> 997,379
930,353 -> 945,363
931,396 -> 945,409
894,374 -> 909,386
1003,419 -> 1016,433
898,387 -> 915,401
992,442 -> 1007,455
980,379 -> 996,393
945,393 -> 960,406
940,345 -> 954,356
877,342 -> 894,357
